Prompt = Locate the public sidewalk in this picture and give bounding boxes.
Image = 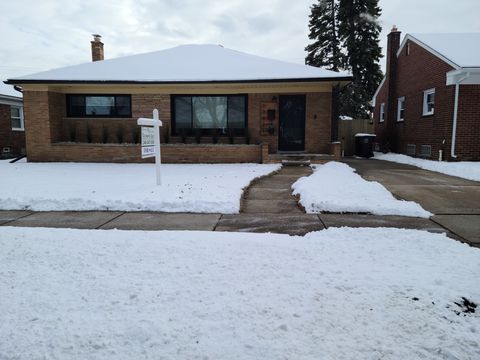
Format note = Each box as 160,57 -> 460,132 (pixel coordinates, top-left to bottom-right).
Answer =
0,209 -> 447,236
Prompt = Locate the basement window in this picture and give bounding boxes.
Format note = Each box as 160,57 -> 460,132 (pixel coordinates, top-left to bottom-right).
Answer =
379,103 -> 385,122
406,144 -> 416,156
11,106 -> 24,131
172,95 -> 247,135
67,95 -> 132,117
422,88 -> 435,116
419,145 -> 432,158
397,97 -> 405,122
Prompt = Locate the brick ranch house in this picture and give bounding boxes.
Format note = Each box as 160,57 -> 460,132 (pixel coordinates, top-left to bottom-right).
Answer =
5,36 -> 351,163
0,82 -> 25,158
372,28 -> 480,161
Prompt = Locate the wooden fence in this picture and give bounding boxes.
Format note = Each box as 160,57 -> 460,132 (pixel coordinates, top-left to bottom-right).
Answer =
338,118 -> 375,156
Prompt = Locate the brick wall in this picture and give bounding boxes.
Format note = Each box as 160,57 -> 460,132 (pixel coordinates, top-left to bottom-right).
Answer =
248,92 -> 331,154
455,85 -> 480,160
0,103 -> 26,157
305,92 -> 331,154
47,143 -> 263,163
24,89 -> 333,162
374,38 -> 480,161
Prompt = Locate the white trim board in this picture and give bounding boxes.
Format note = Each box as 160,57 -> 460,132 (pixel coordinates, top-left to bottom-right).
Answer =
371,76 -> 386,106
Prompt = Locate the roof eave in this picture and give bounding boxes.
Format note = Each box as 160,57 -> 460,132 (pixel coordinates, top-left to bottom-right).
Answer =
0,95 -> 23,105
6,76 -> 352,86
446,67 -> 480,86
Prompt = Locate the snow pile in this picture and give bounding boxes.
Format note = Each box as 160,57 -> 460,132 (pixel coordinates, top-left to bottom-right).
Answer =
374,152 -> 480,182
292,162 -> 431,217
0,162 -> 280,213
0,226 -> 479,359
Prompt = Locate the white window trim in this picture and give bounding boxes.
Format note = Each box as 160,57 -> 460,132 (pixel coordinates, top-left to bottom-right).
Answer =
379,103 -> 385,122
11,106 -> 24,131
397,97 -> 405,122
422,88 -> 435,116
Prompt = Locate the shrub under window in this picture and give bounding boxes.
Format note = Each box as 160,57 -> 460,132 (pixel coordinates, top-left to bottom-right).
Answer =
67,95 -> 131,117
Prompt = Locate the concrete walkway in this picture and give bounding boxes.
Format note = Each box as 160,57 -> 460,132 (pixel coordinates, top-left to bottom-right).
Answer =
216,166 -> 324,235
343,158 -> 480,247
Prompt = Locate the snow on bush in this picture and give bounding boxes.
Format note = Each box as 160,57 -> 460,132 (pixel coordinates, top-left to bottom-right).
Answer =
0,162 -> 280,213
292,162 -> 431,217
0,226 -> 479,359
374,152 -> 480,182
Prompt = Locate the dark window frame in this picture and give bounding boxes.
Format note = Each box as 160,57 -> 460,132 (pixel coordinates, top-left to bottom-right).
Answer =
171,94 -> 248,136
66,94 -> 132,118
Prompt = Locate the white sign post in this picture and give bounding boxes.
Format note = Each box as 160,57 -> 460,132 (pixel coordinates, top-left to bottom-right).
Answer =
138,109 -> 162,185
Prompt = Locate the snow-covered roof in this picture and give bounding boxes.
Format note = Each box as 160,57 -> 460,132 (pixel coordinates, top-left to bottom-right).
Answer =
399,33 -> 480,68
0,81 -> 22,98
7,44 -> 351,84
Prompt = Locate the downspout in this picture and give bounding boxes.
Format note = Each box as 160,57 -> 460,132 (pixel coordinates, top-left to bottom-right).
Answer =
451,73 -> 469,159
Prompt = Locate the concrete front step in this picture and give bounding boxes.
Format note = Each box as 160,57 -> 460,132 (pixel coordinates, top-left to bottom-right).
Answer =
282,160 -> 311,166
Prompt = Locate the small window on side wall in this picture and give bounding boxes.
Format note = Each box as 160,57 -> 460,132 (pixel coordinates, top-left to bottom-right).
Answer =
379,103 -> 385,122
11,106 -> 24,131
397,97 -> 405,122
422,88 -> 435,116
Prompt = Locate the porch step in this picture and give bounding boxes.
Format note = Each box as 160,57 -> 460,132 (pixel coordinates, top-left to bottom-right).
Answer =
281,159 -> 311,166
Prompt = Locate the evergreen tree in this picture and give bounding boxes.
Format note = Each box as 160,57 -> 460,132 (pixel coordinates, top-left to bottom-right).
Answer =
337,0 -> 383,118
305,0 -> 344,140
305,0 -> 342,71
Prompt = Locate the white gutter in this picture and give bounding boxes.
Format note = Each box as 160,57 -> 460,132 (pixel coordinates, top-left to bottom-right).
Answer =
450,73 -> 469,159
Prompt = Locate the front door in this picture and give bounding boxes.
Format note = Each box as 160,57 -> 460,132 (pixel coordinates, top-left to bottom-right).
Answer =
278,95 -> 306,151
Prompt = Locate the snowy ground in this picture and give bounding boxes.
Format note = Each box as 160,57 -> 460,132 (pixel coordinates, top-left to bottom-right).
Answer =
0,161 -> 280,213
374,152 -> 480,182
0,226 -> 479,359
292,162 -> 431,217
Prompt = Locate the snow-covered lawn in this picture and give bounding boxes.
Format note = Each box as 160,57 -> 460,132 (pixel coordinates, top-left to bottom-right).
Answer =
292,162 -> 431,217
0,161 -> 280,213
1,226 -> 479,359
374,152 -> 480,182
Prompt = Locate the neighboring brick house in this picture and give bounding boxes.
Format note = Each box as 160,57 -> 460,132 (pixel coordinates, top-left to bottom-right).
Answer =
0,82 -> 25,158
372,28 -> 480,161
5,36 -> 350,163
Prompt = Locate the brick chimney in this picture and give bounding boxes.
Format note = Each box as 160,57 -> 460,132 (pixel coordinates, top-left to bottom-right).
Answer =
385,26 -> 401,147
91,34 -> 104,62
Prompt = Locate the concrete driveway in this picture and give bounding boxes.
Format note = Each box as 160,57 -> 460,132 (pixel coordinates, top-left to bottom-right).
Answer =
343,158 -> 480,247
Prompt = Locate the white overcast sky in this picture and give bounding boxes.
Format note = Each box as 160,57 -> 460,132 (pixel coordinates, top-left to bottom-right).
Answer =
1,0 -> 479,80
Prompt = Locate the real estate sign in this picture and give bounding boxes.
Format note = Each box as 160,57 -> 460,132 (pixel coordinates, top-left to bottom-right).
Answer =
141,127 -> 155,159
137,109 -> 163,185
